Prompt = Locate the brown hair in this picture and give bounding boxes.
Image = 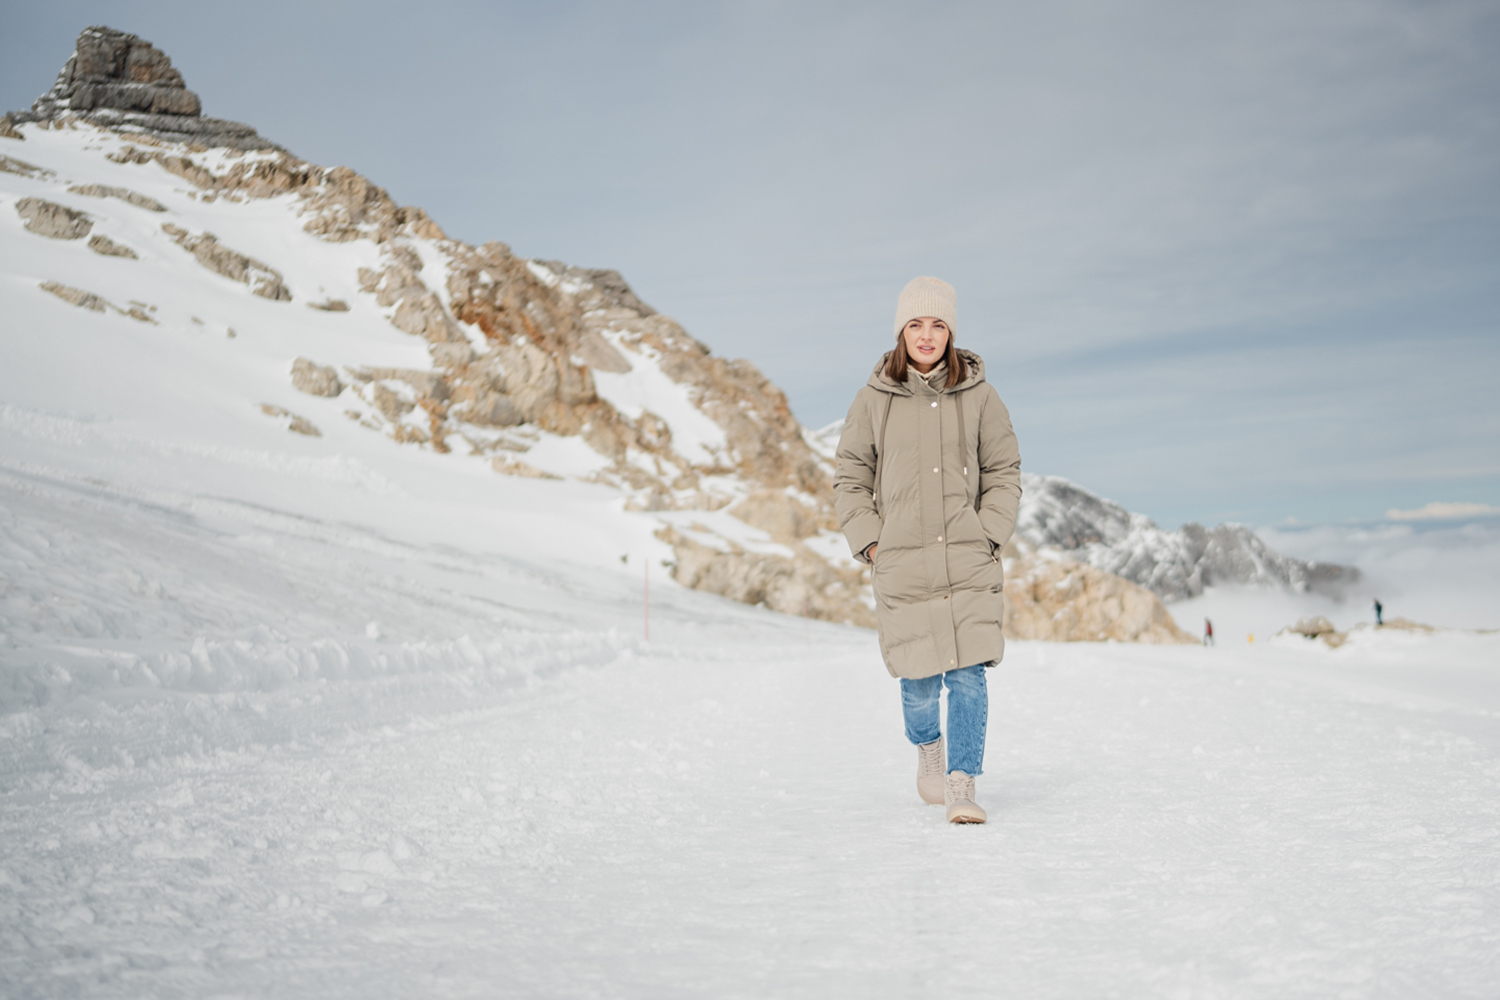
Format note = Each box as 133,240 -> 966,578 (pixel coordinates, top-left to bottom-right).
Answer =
885,323 -> 966,388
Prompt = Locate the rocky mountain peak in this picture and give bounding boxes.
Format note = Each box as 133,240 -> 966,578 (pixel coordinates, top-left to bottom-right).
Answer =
7,26 -> 279,151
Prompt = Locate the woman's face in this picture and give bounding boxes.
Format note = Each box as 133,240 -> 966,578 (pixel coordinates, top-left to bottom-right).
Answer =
902,317 -> 949,373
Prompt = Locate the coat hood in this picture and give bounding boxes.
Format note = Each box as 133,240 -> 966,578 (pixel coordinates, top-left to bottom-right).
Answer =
867,348 -> 987,395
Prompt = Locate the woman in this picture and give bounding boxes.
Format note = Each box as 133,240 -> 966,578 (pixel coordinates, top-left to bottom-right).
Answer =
834,276 -> 1021,824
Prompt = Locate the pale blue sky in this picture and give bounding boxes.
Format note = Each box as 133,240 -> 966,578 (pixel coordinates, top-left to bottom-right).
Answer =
5,0 -> 1497,527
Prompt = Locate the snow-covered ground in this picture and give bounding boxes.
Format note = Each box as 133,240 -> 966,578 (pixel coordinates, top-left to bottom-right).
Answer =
4,449 -> 1500,997
5,121 -> 1500,997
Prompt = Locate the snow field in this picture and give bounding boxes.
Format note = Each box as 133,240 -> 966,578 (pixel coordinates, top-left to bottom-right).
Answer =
3,393 -> 1500,997
4,469 -> 1499,997
5,118 -> 1500,999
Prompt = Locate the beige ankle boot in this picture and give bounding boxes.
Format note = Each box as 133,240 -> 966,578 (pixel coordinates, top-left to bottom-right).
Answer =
916,737 -> 945,804
945,770 -> 986,824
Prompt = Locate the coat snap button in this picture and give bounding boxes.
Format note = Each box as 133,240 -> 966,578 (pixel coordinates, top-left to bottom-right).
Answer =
933,467 -> 939,473
937,535 -> 943,541
931,401 -> 937,407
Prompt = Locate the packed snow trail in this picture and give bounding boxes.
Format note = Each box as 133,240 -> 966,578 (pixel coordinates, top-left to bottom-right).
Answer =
4,557 -> 1499,995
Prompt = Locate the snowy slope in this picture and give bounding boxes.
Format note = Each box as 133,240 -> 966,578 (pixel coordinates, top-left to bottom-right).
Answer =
0,115 -> 878,625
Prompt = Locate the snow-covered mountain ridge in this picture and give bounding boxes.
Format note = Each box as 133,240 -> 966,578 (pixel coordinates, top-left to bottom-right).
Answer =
1017,473 -> 1361,601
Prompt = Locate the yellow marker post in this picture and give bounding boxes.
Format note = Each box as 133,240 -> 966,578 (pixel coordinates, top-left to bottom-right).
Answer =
1247,633 -> 1255,644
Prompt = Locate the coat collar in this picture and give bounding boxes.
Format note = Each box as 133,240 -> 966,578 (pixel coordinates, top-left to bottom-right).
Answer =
867,349 -> 987,396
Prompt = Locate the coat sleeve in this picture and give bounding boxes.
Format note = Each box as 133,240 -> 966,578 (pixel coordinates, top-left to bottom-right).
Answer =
975,385 -> 1022,551
833,388 -> 884,564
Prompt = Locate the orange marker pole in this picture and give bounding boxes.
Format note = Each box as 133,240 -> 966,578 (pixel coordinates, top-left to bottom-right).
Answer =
644,560 -> 650,642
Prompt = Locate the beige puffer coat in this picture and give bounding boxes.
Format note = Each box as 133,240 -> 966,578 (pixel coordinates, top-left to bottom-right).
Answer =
834,349 -> 1022,679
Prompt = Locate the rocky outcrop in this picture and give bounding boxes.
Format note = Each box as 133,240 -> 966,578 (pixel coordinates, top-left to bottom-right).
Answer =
657,525 -> 875,627
1001,541 -> 1195,644
38,281 -> 154,322
161,223 -> 291,301
8,26 -> 280,151
1016,473 -> 1360,600
259,404 -> 320,437
1,155 -> 52,179
40,280 -> 107,312
87,234 -> 137,258
1280,616 -> 1347,647
67,184 -> 166,212
15,197 -> 92,239
291,358 -> 343,398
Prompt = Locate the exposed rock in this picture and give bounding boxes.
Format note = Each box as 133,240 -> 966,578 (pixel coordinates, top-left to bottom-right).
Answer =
67,184 -> 166,212
1280,615 -> 1347,648
39,280 -> 106,312
38,280 -> 154,322
308,299 -> 349,312
0,114 -> 21,139
576,328 -> 632,373
429,342 -> 476,370
729,490 -> 828,542
291,358 -> 343,398
492,455 -> 561,479
392,292 -> 465,343
658,525 -> 875,627
462,392 -> 524,427
348,368 -> 448,402
1001,542 -> 1195,644
370,383 -> 415,422
0,155 -> 51,178
161,223 -> 291,300
87,234 -> 137,258
300,166 -> 445,243
10,26 -> 281,151
259,403 -> 320,437
1289,616 -> 1337,638
15,197 -> 92,239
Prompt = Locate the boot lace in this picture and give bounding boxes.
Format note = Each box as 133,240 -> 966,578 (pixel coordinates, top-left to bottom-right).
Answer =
946,770 -> 975,803
918,739 -> 944,779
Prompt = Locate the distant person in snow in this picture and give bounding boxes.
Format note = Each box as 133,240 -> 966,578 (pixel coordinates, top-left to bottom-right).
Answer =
1204,618 -> 1214,646
833,277 -> 1022,825
1374,599 -> 1383,626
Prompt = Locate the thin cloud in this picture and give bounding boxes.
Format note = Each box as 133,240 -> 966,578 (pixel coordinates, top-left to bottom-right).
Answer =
1387,502 -> 1500,521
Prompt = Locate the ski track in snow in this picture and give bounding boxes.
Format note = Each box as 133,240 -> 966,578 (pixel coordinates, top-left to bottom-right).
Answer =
3,475 -> 1500,997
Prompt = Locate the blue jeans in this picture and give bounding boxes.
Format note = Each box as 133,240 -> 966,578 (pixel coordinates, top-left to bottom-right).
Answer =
900,665 -> 987,776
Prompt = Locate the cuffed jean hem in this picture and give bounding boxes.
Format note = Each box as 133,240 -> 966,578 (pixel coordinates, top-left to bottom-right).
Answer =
899,664 -> 987,776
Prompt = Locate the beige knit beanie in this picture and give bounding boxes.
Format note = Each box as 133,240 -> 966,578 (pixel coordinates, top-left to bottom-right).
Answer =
893,276 -> 957,336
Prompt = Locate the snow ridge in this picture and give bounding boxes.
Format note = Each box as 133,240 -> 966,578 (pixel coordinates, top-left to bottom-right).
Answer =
1016,473 -> 1360,601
